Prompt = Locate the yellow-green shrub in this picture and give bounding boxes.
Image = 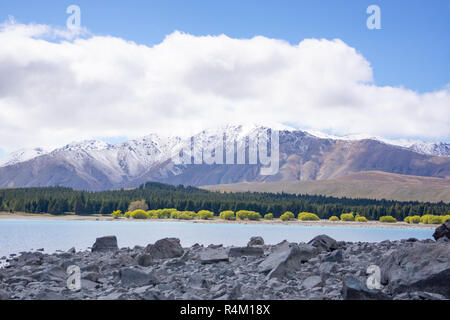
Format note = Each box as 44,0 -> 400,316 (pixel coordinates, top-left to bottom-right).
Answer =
298,212 -> 320,221
236,210 -> 250,220
219,211 -> 236,220
158,208 -> 177,219
405,216 -> 421,224
111,210 -> 123,219
329,216 -> 339,222
356,216 -> 368,222
248,212 -> 262,221
420,214 -> 444,224
264,213 -> 274,220
175,211 -> 197,220
380,216 -> 397,223
280,211 -> 295,221
130,209 -> 149,219
146,210 -> 158,219
341,213 -> 355,222
236,210 -> 261,220
124,211 -> 132,218
198,210 -> 215,220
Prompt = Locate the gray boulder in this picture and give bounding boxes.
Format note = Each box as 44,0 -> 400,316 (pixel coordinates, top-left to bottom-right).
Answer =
200,249 -> 230,264
136,253 -> 153,267
319,262 -> 337,275
32,266 -> 66,282
259,243 -> 318,279
0,289 -> 9,300
322,249 -> 343,263
98,291 -> 129,300
308,235 -> 338,252
120,267 -> 160,287
82,272 -> 101,283
380,242 -> 450,298
342,276 -> 390,300
188,275 -> 211,289
302,276 -> 323,289
248,236 -> 264,247
91,236 -> 118,253
146,238 -> 184,260
394,291 -> 448,300
229,247 -> 264,257
433,220 -> 450,241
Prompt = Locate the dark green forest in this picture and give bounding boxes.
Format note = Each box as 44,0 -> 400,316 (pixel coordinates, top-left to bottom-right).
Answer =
0,182 -> 449,221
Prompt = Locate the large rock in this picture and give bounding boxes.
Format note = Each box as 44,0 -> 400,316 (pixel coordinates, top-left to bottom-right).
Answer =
342,276 -> 390,300
120,267 -> 160,287
380,243 -> 450,298
146,238 -> 184,260
308,235 -> 338,252
0,289 -> 9,300
322,249 -> 343,263
200,249 -> 229,264
394,291 -> 448,300
136,253 -> 153,267
91,236 -> 118,253
259,243 -> 318,279
433,220 -> 450,241
247,237 -> 264,247
302,276 -> 323,289
229,247 -> 264,257
32,266 -> 66,282
35,291 -> 66,300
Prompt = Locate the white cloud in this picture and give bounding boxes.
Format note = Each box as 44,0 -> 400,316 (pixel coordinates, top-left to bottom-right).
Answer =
0,20 -> 449,153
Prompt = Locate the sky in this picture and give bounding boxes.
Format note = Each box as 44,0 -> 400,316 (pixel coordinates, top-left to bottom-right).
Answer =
0,0 -> 449,157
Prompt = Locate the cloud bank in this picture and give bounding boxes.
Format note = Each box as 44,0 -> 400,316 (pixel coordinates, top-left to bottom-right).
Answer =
0,20 -> 449,152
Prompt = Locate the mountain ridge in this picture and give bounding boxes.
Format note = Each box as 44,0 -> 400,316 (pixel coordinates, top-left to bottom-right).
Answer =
2,126 -> 449,169
0,125 -> 449,191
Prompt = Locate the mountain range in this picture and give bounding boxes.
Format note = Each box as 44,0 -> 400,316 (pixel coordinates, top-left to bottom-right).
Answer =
0,124 -> 449,193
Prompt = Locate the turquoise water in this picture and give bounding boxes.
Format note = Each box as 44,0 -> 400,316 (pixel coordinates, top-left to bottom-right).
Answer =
0,219 -> 434,257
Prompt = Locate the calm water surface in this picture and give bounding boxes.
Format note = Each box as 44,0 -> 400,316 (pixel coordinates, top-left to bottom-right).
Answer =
0,219 -> 434,257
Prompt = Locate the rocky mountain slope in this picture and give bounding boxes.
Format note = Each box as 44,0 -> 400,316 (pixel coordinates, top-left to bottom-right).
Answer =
0,125 -> 449,191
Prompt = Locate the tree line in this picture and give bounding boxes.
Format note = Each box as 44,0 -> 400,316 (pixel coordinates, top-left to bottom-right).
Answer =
0,182 -> 449,221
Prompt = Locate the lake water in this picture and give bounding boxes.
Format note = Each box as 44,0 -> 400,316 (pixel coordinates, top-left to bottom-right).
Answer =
0,219 -> 434,257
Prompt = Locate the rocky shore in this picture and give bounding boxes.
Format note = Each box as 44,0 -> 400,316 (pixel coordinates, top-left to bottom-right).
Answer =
0,221 -> 449,301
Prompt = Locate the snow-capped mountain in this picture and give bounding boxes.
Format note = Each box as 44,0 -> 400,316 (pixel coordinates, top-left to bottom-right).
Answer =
0,124 -> 449,190
1,125 -> 448,170
304,131 -> 450,157
54,140 -> 112,153
0,147 -> 50,167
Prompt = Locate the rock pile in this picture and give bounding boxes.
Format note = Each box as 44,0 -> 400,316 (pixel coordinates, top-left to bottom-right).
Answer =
0,223 -> 449,300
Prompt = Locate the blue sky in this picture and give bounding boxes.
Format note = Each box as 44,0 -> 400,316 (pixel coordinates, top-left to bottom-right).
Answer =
0,1 -> 449,158
1,0 -> 449,92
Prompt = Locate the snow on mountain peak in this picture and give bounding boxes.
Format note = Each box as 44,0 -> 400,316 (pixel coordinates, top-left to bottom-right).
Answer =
54,140 -> 112,152
0,147 -> 50,167
1,124 -> 448,170
305,130 -> 449,157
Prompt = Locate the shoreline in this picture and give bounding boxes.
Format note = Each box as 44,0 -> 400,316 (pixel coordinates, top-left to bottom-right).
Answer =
0,212 -> 436,230
1,233 -> 448,300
